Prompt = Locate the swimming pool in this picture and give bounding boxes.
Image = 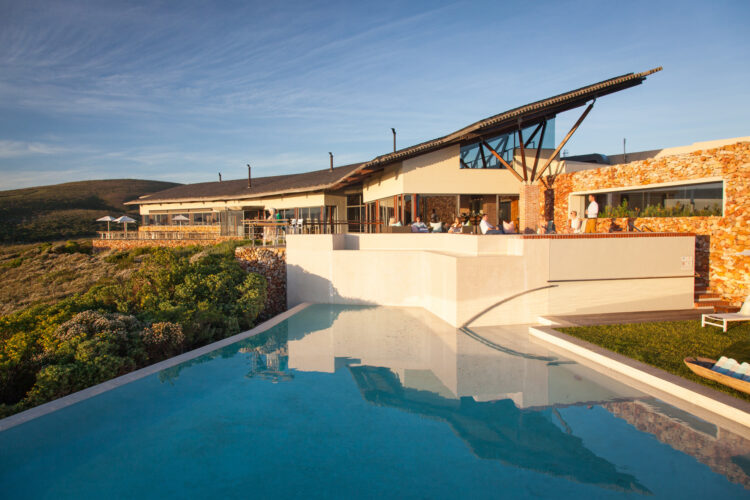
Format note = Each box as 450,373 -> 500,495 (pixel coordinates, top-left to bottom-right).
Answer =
1,305 -> 749,498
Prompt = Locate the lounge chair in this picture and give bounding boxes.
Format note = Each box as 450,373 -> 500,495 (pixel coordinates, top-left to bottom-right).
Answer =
702,295 -> 750,332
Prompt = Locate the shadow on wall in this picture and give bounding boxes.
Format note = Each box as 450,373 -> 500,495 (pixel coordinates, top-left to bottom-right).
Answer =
287,264 -> 378,307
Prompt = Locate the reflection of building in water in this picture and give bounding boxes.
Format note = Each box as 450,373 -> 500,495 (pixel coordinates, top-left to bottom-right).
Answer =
286,306 -> 642,409
240,343 -> 292,382
604,400 -> 750,489
350,364 -> 649,493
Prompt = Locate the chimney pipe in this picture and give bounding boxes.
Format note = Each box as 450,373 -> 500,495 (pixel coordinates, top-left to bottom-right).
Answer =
218,172 -> 222,182
329,152 -> 333,172
247,164 -> 251,188
391,128 -> 396,152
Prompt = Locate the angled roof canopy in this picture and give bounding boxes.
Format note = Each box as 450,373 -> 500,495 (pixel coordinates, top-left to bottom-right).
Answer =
129,67 -> 661,205
331,67 -> 662,189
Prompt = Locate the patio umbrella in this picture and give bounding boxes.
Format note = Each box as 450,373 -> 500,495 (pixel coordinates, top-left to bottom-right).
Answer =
114,215 -> 136,236
172,214 -> 189,227
96,215 -> 116,234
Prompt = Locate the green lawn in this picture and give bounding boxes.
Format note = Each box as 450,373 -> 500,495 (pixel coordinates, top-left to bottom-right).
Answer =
559,320 -> 750,402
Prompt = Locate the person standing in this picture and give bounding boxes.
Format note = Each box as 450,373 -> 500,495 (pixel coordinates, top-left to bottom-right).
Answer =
584,195 -> 599,233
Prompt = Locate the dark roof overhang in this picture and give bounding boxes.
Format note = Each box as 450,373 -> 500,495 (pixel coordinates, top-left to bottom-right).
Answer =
330,67 -> 662,190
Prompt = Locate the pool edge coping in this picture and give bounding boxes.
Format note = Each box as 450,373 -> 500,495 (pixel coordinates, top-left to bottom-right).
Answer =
0,303 -> 312,433
528,325 -> 750,432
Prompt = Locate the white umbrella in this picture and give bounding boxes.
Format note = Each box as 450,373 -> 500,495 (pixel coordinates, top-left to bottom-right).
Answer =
172,214 -> 189,227
96,215 -> 116,234
114,215 -> 136,236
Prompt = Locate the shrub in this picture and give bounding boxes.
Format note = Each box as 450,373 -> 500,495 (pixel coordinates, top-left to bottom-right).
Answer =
142,322 -> 184,362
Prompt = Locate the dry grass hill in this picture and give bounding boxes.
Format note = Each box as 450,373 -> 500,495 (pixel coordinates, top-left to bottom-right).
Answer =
0,179 -> 179,243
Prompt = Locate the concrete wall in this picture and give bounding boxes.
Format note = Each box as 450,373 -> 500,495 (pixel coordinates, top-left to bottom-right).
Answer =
362,145 -> 523,202
287,233 -> 695,327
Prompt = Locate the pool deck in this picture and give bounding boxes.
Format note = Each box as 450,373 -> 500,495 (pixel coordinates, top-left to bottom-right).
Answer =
540,308 -> 702,327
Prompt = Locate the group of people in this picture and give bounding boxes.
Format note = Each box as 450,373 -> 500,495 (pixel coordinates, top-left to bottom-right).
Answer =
387,194 -> 601,235
566,194 -> 599,234
389,212 -> 517,235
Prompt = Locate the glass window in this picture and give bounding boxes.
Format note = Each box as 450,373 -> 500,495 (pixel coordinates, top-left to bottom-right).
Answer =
593,181 -> 723,217
460,120 -> 555,169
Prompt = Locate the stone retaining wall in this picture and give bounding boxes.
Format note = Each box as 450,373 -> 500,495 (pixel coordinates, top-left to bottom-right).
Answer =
235,246 -> 287,320
548,142 -> 749,305
92,238 -> 235,251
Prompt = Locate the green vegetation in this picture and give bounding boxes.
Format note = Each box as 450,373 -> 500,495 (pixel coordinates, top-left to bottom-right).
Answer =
601,199 -> 722,218
560,320 -> 750,401
0,241 -> 267,417
0,179 -> 179,243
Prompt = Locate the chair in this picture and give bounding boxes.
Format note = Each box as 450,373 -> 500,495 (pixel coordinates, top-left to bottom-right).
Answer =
430,222 -> 443,233
702,295 -> 750,332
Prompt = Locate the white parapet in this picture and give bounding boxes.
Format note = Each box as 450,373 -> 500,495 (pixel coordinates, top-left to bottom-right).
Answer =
286,233 -> 696,327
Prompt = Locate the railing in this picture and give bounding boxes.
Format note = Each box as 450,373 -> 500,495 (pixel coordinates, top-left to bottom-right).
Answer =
97,231 -> 221,240
97,220 -> 391,245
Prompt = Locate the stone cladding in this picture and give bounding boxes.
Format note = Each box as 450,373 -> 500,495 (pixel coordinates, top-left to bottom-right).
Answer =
92,238 -> 236,251
235,246 -> 287,320
547,142 -> 749,305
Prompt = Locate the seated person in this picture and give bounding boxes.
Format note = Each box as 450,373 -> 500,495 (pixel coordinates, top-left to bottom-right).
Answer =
411,216 -> 429,233
479,214 -> 503,234
502,220 -> 516,234
388,217 -> 402,227
448,217 -> 463,233
537,221 -> 547,235
462,214 -> 471,226
568,211 -> 582,233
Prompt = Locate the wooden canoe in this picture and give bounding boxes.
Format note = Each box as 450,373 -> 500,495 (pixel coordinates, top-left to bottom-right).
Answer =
684,357 -> 750,395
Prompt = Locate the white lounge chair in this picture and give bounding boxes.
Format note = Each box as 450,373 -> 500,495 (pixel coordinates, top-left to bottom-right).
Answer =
702,295 -> 750,332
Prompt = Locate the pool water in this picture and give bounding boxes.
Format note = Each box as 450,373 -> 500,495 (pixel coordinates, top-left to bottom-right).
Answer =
1,305 -> 749,499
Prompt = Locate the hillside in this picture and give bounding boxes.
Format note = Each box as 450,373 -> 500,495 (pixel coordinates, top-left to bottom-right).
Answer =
0,179 -> 179,243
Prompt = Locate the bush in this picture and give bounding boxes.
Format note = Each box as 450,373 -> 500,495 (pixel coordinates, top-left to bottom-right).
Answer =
0,244 -> 268,415
142,322 -> 184,362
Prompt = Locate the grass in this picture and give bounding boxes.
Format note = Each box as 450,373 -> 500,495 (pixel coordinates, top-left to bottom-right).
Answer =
560,320 -> 750,402
0,241 -> 143,316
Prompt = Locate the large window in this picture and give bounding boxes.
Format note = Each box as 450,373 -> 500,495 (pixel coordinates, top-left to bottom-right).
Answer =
587,181 -> 723,218
460,120 -> 555,169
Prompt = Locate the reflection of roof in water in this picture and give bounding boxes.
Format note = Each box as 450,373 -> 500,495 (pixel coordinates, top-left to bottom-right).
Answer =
349,365 -> 650,494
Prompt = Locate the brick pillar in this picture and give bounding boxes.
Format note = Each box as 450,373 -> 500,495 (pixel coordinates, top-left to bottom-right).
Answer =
519,184 -> 542,234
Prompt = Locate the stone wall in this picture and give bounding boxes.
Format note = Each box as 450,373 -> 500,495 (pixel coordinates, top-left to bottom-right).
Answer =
140,225 -> 221,234
235,246 -> 287,320
92,238 -> 236,251
547,142 -> 749,305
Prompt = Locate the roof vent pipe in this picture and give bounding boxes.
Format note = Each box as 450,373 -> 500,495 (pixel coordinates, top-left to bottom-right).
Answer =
247,164 -> 251,188
218,173 -> 222,182
391,128 -> 396,152
329,152 -> 333,171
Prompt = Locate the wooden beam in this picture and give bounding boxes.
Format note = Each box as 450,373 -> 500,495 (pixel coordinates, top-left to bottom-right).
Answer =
530,120 -> 547,181
482,140 -> 524,183
523,121 -> 543,148
536,101 -> 594,180
517,127 -> 528,182
478,142 -> 488,168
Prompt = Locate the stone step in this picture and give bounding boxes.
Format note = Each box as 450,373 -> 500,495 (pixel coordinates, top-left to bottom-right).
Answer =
694,299 -> 727,309
694,292 -> 720,300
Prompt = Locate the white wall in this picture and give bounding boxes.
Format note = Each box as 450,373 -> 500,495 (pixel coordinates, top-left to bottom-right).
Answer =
287,234 -> 695,327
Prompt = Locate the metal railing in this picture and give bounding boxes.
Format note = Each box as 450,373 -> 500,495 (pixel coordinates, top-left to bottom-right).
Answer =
97,231 -> 221,240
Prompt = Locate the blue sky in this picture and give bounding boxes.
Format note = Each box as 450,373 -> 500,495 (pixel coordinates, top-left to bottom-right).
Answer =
0,0 -> 748,190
